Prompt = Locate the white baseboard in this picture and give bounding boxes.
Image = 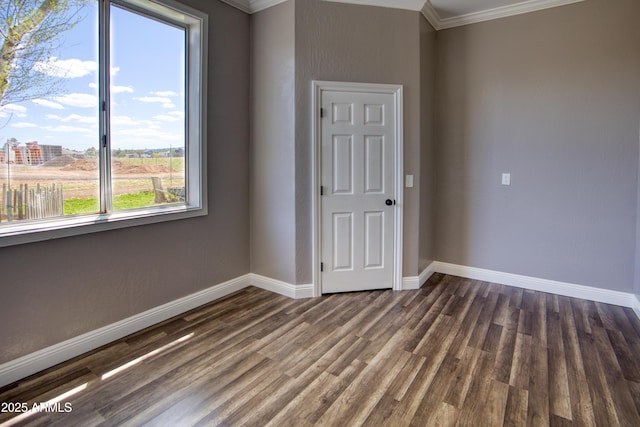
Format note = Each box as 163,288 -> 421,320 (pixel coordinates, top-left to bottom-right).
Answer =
632,294 -> 640,319
402,264 -> 436,291
432,261 -> 635,308
0,274 -> 252,389
250,274 -> 314,299
0,272 -> 319,388
419,262 -> 436,287
402,276 -> 419,290
4,265 -> 637,389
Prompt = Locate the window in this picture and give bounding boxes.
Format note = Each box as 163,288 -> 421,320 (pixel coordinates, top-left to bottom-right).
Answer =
0,0 -> 207,246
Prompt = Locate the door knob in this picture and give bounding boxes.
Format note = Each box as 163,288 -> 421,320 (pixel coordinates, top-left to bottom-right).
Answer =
385,199 -> 393,206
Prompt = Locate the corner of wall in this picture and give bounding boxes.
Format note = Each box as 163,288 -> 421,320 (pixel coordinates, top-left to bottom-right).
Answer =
633,294 -> 640,320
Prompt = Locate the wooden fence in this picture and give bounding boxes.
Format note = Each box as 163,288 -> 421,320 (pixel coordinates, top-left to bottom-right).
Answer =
0,184 -> 64,222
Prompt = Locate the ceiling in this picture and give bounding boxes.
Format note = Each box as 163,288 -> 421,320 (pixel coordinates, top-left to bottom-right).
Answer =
221,0 -> 586,29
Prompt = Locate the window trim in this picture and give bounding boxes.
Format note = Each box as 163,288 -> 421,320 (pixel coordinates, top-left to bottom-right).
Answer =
0,0 -> 208,248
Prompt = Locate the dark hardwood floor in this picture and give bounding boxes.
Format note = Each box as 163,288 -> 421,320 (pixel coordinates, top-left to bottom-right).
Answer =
1,273 -> 640,426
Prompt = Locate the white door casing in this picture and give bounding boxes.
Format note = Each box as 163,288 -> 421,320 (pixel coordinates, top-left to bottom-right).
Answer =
312,81 -> 404,295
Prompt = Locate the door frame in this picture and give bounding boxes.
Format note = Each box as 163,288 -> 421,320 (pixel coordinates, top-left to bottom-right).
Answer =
311,81 -> 404,297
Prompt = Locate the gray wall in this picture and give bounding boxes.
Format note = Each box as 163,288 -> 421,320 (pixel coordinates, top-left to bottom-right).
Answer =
418,15 -> 436,273
0,0 -> 250,364
435,0 -> 640,292
294,0 -> 422,283
636,127 -> 640,299
250,1 -> 297,284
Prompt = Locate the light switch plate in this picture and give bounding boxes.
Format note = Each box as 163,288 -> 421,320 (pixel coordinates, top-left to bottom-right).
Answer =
406,175 -> 414,188
502,173 -> 511,186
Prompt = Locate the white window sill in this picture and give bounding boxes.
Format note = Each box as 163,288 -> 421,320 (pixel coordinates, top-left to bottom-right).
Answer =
0,204 -> 207,247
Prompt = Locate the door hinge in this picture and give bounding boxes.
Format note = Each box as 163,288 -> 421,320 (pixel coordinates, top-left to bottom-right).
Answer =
320,108 -> 325,118
321,262 -> 324,272
320,186 -> 324,196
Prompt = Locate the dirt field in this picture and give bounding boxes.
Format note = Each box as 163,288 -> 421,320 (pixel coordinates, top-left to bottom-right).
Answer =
0,157 -> 185,199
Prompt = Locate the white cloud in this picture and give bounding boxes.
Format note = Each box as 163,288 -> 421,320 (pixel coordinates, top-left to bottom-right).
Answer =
43,125 -> 94,134
168,111 -> 184,117
111,116 -> 153,127
89,82 -> 134,94
0,104 -> 27,118
45,114 -> 62,120
57,114 -> 98,124
32,98 -> 65,110
162,103 -> 175,109
11,122 -> 38,128
55,93 -> 98,108
154,113 -> 181,122
111,116 -> 137,126
151,91 -> 178,97
134,96 -> 171,104
34,57 -> 97,78
113,85 -> 134,94
114,127 -> 183,143
111,66 -> 120,76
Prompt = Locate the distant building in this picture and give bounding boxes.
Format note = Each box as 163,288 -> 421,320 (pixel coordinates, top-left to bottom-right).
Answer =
1,140 -> 63,165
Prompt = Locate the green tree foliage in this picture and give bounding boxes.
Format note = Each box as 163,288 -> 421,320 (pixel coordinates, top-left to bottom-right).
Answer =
84,146 -> 97,157
0,0 -> 85,107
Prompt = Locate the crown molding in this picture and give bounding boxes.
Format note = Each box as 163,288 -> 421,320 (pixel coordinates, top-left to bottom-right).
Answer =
223,0 -> 425,15
423,0 -> 586,30
420,1 -> 441,29
218,0 -> 251,14
221,0 -> 586,29
250,0 -> 289,13
322,0 -> 425,11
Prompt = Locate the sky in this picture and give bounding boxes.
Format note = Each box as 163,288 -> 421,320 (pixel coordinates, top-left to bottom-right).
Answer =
0,1 -> 186,152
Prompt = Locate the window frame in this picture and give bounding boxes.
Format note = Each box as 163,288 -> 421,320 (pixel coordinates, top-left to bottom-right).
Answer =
0,0 -> 208,247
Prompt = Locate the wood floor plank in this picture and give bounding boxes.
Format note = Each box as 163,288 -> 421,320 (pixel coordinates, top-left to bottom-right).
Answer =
527,293 -> 550,427
385,352 -> 426,402
590,324 -> 640,426
503,386 -> 528,426
509,332 -> 532,390
454,349 -> 498,426
623,306 -> 640,337
409,352 -> 460,426
443,345 -> 482,408
482,379 -> 510,425
547,311 -> 572,421
628,380 -> 640,417
559,297 -> 596,427
446,292 -> 485,360
427,402 -> 459,427
467,290 -> 501,350
314,331 -> 413,426
577,328 -> 622,426
493,305 -> 519,384
1,280 -> 639,427
606,328 -> 640,382
362,393 -> 401,427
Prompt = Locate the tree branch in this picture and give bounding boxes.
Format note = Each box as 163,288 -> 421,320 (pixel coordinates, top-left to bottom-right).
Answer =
0,0 -> 61,105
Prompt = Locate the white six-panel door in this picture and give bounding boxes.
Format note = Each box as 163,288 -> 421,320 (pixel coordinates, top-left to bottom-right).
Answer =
320,90 -> 396,294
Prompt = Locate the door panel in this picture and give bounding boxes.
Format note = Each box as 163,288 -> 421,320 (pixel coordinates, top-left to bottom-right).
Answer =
332,135 -> 353,194
364,211 -> 384,269
365,136 -> 384,194
321,90 -> 395,294
333,213 -> 353,270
